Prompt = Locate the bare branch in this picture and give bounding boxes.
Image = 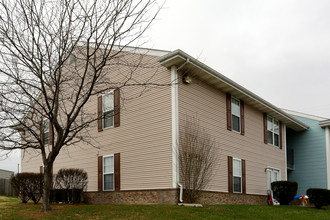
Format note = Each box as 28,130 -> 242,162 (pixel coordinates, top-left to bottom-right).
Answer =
0,0 -> 163,211
179,115 -> 219,203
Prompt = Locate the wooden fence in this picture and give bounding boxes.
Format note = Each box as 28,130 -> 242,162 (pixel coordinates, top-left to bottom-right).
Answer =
0,178 -> 16,196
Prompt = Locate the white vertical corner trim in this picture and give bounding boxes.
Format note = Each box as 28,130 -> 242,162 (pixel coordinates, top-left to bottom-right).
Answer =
325,127 -> 330,189
283,124 -> 287,180
171,65 -> 179,188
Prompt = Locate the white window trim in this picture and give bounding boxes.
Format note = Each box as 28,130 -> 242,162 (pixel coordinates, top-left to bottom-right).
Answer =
266,167 -> 281,191
231,97 -> 241,133
103,154 -> 114,191
267,116 -> 280,147
102,91 -> 115,130
233,158 -> 242,193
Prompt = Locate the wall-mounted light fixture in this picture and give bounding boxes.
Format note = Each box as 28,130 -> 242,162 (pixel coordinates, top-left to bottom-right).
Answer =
182,73 -> 192,84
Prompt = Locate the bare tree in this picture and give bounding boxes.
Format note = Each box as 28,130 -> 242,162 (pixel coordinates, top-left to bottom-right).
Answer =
179,115 -> 218,203
0,0 -> 162,211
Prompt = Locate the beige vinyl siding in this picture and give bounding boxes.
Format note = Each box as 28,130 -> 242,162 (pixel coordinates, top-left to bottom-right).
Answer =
178,75 -> 286,195
21,53 -> 173,191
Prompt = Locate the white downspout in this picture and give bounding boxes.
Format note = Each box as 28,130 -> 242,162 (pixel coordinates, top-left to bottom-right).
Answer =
325,127 -> 330,190
178,183 -> 183,203
171,65 -> 183,203
171,66 -> 179,186
284,124 -> 287,180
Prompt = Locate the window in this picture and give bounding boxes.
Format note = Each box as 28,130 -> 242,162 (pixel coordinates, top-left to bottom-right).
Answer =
103,155 -> 114,191
98,153 -> 120,191
43,118 -> 49,145
267,116 -> 280,147
231,97 -> 241,132
102,92 -> 114,129
228,156 -> 246,194
226,93 -> 244,135
267,168 -> 280,190
233,158 -> 242,193
98,89 -> 120,132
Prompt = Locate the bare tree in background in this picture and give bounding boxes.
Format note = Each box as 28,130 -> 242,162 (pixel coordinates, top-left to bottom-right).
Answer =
0,0 -> 162,211
179,115 -> 218,203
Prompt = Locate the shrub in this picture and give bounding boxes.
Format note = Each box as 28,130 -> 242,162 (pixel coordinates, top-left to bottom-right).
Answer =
50,188 -> 83,204
28,173 -> 44,204
52,168 -> 87,203
10,173 -> 44,204
271,181 -> 297,205
53,168 -> 88,191
307,188 -> 330,209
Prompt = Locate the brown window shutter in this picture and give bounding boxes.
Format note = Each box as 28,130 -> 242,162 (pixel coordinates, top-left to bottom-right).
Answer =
228,156 -> 233,193
98,156 -> 103,191
49,121 -> 53,145
263,113 -> 268,144
40,166 -> 43,174
98,96 -> 103,132
240,101 -> 245,135
114,88 -> 120,127
40,120 -> 44,145
279,122 -> 283,149
114,153 -> 120,191
226,93 -> 232,131
242,159 -> 246,194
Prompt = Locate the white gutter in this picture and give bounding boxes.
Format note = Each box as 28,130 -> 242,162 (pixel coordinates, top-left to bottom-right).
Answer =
171,66 -> 179,189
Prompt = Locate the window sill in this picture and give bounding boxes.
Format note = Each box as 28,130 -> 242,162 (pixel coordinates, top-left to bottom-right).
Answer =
232,130 -> 242,135
102,126 -> 114,131
267,143 -> 280,148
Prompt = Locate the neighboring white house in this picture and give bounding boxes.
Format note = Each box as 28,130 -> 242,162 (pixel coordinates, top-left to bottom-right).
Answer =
0,169 -> 14,179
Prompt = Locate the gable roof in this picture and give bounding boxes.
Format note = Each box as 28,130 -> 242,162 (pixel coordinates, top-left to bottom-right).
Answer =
158,49 -> 308,131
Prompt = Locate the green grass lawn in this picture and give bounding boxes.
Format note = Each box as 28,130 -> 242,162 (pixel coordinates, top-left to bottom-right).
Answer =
0,196 -> 329,220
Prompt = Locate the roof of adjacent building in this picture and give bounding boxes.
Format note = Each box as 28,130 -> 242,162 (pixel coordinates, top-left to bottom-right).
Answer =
283,109 -> 330,128
283,109 -> 327,121
158,49 -> 309,131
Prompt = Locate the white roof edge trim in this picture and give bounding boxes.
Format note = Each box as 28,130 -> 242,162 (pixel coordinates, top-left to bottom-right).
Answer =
282,109 -> 328,121
159,50 -> 309,131
75,42 -> 170,57
158,54 -> 187,66
320,119 -> 330,128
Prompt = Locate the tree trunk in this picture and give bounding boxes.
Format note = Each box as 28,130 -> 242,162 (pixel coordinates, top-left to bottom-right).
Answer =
42,164 -> 52,212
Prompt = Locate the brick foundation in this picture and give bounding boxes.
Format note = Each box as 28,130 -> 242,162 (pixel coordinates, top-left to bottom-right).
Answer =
84,189 -> 179,204
197,191 -> 267,205
85,189 -> 267,205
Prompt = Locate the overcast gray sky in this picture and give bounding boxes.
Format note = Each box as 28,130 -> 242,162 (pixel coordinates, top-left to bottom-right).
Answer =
146,0 -> 330,118
1,0 -> 330,172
